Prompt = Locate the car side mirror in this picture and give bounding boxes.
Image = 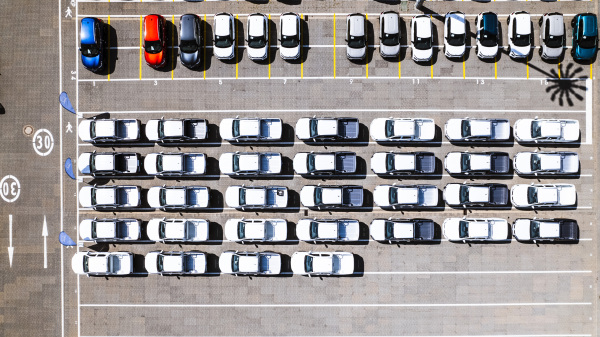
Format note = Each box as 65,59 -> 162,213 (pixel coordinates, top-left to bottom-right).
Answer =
533,240 -> 537,244
462,240 -> 466,244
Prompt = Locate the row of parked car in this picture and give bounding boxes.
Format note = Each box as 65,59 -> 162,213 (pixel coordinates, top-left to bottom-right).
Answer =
80,12 -> 598,72
78,182 -> 577,210
79,149 -> 580,177
78,117 -> 581,143
72,216 -> 579,276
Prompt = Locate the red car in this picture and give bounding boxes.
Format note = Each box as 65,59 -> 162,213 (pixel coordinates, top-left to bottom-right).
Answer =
143,14 -> 167,68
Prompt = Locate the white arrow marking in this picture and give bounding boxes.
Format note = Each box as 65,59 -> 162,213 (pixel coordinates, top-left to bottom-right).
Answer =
42,216 -> 48,269
8,215 -> 13,267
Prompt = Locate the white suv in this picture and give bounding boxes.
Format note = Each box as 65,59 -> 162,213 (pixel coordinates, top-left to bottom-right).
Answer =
379,11 -> 400,58
507,11 -> 532,59
246,13 -> 269,61
346,13 -> 367,60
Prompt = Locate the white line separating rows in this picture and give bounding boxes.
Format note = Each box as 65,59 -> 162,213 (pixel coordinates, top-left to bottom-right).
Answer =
77,76 -> 589,82
80,302 -> 592,308
108,45 -> 571,50
78,335 -> 593,337
78,173 -> 595,179
77,238 -> 594,243
78,206 -> 595,211
76,13 -> 581,18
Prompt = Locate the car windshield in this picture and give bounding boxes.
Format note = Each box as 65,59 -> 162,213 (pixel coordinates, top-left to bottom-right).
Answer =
314,187 -> 323,205
237,222 -> 246,239
545,34 -> 563,48
531,121 -> 542,138
309,119 -> 318,137
90,155 -> 97,172
91,221 -> 98,238
157,120 -> 165,138
215,34 -> 233,48
447,32 -> 465,47
160,189 -> 167,206
248,34 -> 267,49
159,221 -> 167,239
145,41 -> 163,54
389,187 -> 398,204
459,186 -> 470,203
232,120 -> 241,137
414,35 -> 431,50
531,154 -> 542,171
382,32 -> 399,46
233,154 -> 240,172
232,255 -> 239,272
579,33 -> 598,49
458,220 -> 469,238
90,121 -> 97,138
179,40 -> 198,53
384,120 -> 395,138
348,34 -> 366,49
385,154 -> 395,172
83,256 -> 89,273
81,43 -> 100,57
91,189 -> 97,206
310,222 -> 319,239
460,154 -> 471,171
385,221 -> 394,239
527,186 -> 538,204
461,120 -> 471,137
530,220 -> 541,238
307,154 -> 316,172
281,34 -> 299,48
156,155 -> 163,172
157,254 -> 164,272
304,255 -> 313,273
512,25 -> 530,47
239,188 -> 246,206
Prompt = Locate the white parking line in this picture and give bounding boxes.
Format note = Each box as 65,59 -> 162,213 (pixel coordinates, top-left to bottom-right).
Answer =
77,238 -> 594,244
79,173 -> 594,179
76,13 -> 580,18
585,79 -> 592,144
79,335 -> 593,337
80,302 -> 592,308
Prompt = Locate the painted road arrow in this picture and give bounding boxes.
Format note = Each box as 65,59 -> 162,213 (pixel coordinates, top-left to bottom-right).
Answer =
42,216 -> 48,269
8,215 -> 13,267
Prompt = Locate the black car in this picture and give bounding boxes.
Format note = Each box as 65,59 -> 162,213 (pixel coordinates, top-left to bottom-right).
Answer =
179,14 -> 203,68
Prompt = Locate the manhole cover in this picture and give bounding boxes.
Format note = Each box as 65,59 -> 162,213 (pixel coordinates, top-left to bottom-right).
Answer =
23,125 -> 34,136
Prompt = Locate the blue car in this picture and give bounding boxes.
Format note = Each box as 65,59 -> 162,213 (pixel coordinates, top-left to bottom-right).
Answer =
80,17 -> 105,72
572,13 -> 598,61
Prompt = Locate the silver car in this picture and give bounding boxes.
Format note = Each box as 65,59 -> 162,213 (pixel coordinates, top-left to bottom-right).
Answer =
346,13 -> 367,60
379,11 -> 400,58
539,13 -> 565,59
213,13 -> 235,60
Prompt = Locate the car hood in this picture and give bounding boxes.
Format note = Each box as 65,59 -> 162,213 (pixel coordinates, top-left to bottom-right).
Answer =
290,252 -> 308,274
247,45 -> 268,60
541,45 -> 562,59
445,43 -> 465,57
225,186 -> 241,207
370,153 -> 388,174
380,44 -> 400,57
444,152 -> 462,173
443,184 -> 461,205
280,45 -> 300,59
224,219 -> 241,240
512,219 -> 531,240
513,119 -> 533,141
144,252 -> 160,273
219,119 -> 234,140
295,118 -> 311,139
79,186 -> 93,208
147,187 -> 162,208
145,50 -> 164,67
442,218 -> 461,240
71,253 -> 86,274
445,119 -> 463,140
510,44 -> 530,57
575,45 -> 596,60
373,186 -> 392,207
82,54 -> 102,71
477,44 -> 498,58
144,153 -> 159,175
146,219 -> 162,241
412,47 -> 432,61
347,46 -> 366,59
79,219 -> 94,240
293,153 -> 309,174
295,219 -> 312,241
214,45 -> 235,59
77,153 -> 92,174
145,120 -> 160,141
510,184 -> 530,206
180,50 -> 200,67
300,186 -> 316,207
370,219 -> 386,241
218,251 -> 235,273
219,153 -> 235,174
78,120 -> 93,141
513,152 -> 533,174
369,118 -> 388,141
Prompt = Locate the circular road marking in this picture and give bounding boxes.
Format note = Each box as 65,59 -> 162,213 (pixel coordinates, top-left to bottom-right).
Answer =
32,129 -> 54,156
0,175 -> 21,203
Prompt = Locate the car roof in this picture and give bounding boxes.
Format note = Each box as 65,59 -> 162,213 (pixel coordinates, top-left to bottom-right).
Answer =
248,14 -> 266,37
546,14 -> 564,36
215,13 -> 232,36
414,16 -> 431,37
581,14 -> 598,36
144,15 -> 162,41
180,14 -> 197,41
513,12 -> 531,35
447,12 -> 466,35
382,12 -> 399,34
80,18 -> 97,45
482,12 -> 498,34
348,14 -> 365,36
281,13 -> 298,36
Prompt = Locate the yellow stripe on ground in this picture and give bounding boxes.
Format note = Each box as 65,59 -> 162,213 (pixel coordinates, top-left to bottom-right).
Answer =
365,14 -> 368,79
333,14 -> 336,79
398,56 -> 401,78
430,59 -> 433,79
236,15 -> 239,79
591,64 -> 593,79
558,61 -> 561,79
203,15 -> 207,80
494,57 -> 497,79
268,14 -> 271,79
139,16 -> 143,80
526,58 -> 529,79
107,16 -> 110,81
171,15 -> 175,80
300,14 -> 304,79
462,55 -> 465,79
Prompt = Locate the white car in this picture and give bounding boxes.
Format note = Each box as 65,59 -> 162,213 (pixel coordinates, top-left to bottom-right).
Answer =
371,152 -> 436,175
512,218 -> 578,242
475,12 -> 499,59
411,15 -> 433,62
145,251 -> 206,276
370,218 -> 435,243
78,119 -> 140,143
220,117 -> 282,141
224,218 -> 288,243
146,218 -> 209,243
443,218 -> 509,242
295,117 -> 359,141
444,118 -> 510,142
79,185 -> 141,210
539,13 -> 565,60
144,153 -> 206,176
444,151 -> 510,175
219,152 -> 282,175
225,185 -> 288,210
145,118 -> 207,142
511,184 -> 577,208
291,251 -> 354,276
147,186 -> 210,210
379,11 -> 401,58
79,218 -> 141,243
507,11 -> 532,59
373,184 -> 438,209
296,219 -> 360,242
219,251 -> 282,276
514,152 -> 579,175
78,152 -> 140,177
71,251 -> 133,276
370,118 -> 435,142
279,12 -> 301,60
246,13 -> 269,61
346,13 -> 367,60
514,118 -> 579,143
443,183 -> 509,207
444,11 -> 466,58
293,152 -> 357,175
214,13 -> 235,60
300,185 -> 363,209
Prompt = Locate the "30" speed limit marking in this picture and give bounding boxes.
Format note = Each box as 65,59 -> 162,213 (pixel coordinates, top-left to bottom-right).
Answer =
32,129 -> 54,157
0,175 -> 21,203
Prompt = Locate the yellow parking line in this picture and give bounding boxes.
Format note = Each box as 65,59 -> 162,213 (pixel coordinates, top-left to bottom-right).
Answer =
558,61 -> 561,79
591,64 -> 593,79
365,14 -> 368,79
236,15 -> 239,79
171,15 -> 175,80
462,55 -> 465,79
494,57 -> 497,79
203,15 -> 207,80
398,59 -> 401,79
268,14 -> 271,79
139,16 -> 143,80
300,14 -> 304,79
333,14 -> 336,79
107,16 -> 110,81
430,59 -> 433,78
526,58 -> 529,79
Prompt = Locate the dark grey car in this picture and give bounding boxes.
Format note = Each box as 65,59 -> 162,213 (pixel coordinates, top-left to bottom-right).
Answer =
179,14 -> 202,68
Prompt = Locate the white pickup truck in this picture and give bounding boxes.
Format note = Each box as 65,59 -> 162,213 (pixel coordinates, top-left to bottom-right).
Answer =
78,152 -> 140,177
293,152 -> 357,175
225,185 -> 288,210
144,153 -> 206,177
220,117 -> 282,141
145,118 -> 208,142
146,218 -> 210,243
79,119 -> 141,143
147,186 -> 210,211
219,152 -> 282,175
79,185 -> 141,210
445,118 -> 510,141
79,218 -> 141,243
296,218 -> 360,242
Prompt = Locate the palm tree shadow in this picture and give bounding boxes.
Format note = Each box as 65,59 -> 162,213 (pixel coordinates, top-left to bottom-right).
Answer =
544,63 -> 587,107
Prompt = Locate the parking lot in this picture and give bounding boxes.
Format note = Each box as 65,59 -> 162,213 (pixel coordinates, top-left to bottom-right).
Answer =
0,0 -> 598,336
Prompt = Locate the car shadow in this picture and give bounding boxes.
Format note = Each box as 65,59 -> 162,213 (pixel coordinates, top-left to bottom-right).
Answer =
198,19 -> 213,72
98,23 -> 118,76
157,19 -> 178,73
350,254 -> 364,277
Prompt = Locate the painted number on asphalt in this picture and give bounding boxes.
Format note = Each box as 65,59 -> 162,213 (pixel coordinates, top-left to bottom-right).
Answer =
0,175 -> 21,203
32,129 -> 54,156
